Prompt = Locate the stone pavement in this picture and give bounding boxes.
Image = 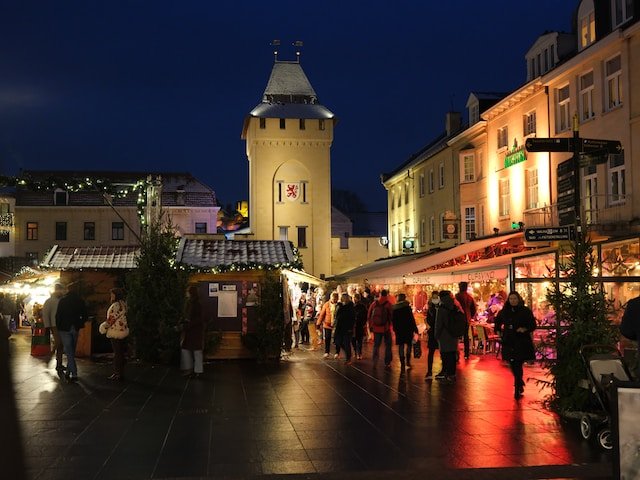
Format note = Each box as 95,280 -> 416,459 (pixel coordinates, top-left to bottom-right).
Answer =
7,331 -> 613,480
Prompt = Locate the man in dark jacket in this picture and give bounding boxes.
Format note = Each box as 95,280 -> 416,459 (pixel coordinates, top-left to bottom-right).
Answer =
435,291 -> 461,382
392,293 -> 418,372
55,282 -> 87,382
455,281 -> 476,359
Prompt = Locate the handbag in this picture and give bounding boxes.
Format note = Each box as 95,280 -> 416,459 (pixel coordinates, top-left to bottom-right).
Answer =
412,339 -> 422,359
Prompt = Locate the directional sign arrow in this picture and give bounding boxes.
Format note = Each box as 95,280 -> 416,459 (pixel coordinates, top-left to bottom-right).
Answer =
525,137 -> 572,152
581,138 -> 622,154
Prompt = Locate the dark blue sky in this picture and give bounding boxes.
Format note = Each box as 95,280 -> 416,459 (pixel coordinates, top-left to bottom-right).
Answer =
0,1 -> 577,211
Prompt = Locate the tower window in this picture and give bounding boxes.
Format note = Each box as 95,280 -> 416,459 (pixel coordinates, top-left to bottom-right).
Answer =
297,226 -> 307,248
259,118 -> 266,129
279,118 -> 286,129
299,119 -> 305,130
319,119 -> 325,131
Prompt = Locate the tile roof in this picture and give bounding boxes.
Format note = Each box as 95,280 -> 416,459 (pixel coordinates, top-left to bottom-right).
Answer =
41,245 -> 140,270
176,238 -> 297,269
263,62 -> 317,100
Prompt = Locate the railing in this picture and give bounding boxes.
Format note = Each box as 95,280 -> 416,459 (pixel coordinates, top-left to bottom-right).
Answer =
522,194 -> 632,229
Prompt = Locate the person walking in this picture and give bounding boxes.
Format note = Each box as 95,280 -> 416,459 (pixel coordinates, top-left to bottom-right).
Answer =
455,281 -> 476,359
180,285 -> 205,378
333,293 -> 355,364
351,293 -> 368,360
425,290 -> 440,380
104,288 -> 129,381
367,289 -> 394,368
55,282 -> 88,382
494,291 -> 537,399
317,292 -> 339,358
434,291 -> 461,383
392,293 -> 418,372
42,283 -> 66,378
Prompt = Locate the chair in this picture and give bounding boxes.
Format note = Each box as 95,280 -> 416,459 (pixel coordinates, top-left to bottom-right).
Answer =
484,326 -> 501,357
469,324 -> 479,354
475,325 -> 488,354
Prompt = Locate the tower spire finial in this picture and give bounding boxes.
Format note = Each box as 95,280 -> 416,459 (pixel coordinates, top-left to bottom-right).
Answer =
270,39 -> 281,62
293,40 -> 303,63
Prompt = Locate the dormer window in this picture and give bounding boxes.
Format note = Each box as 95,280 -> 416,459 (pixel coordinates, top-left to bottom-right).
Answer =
612,0 -> 633,27
580,11 -> 595,49
176,187 -> 185,206
54,189 -> 68,206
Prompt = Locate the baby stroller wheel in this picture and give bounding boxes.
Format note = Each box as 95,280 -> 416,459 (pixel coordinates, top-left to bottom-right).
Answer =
579,415 -> 593,440
596,428 -> 613,451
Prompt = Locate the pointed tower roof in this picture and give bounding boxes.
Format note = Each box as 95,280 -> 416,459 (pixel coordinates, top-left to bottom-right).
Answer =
242,60 -> 335,137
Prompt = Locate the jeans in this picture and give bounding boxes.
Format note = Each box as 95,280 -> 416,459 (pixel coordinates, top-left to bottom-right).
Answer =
181,349 -> 203,374
398,342 -> 412,367
351,335 -> 364,356
340,332 -> 352,361
372,331 -> 392,365
426,346 -> 437,375
441,351 -> 457,376
300,320 -> 309,343
323,328 -> 333,354
509,359 -> 524,388
59,326 -> 79,378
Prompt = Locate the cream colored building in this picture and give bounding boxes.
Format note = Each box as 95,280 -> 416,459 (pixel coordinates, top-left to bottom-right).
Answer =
382,113 -> 464,256
242,60 -> 335,278
13,171 -> 219,264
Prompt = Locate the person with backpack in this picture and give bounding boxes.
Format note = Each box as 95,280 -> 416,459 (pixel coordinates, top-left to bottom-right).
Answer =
455,281 -> 477,359
392,293 -> 418,372
494,291 -> 537,399
434,290 -> 463,382
367,289 -> 394,368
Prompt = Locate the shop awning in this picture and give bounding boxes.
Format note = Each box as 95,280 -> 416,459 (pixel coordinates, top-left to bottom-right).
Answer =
331,251 -> 432,282
362,232 -> 524,282
282,269 -> 325,287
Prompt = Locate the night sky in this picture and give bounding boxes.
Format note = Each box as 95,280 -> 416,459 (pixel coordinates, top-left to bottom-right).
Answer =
0,1 -> 577,211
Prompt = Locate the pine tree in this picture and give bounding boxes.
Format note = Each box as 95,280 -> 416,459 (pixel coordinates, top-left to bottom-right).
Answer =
126,218 -> 187,364
540,235 -> 618,412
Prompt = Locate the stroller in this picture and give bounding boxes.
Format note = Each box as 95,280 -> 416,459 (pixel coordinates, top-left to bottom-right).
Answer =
578,344 -> 631,450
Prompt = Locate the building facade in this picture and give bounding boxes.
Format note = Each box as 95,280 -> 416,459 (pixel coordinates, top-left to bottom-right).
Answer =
242,60 -> 335,278
13,171 -> 219,264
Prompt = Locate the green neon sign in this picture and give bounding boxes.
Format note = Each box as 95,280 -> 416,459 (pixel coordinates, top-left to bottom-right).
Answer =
504,145 -> 527,168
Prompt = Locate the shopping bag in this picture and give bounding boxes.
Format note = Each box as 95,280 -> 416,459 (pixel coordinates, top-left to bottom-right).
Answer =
412,339 -> 422,359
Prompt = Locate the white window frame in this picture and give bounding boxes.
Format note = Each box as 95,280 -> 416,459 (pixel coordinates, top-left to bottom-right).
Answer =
404,181 -> 409,204
523,110 -> 537,137
584,164 -> 599,225
608,153 -> 626,205
438,163 -> 445,189
439,213 -> 445,242
461,152 -> 475,183
429,216 -> 435,244
526,168 -> 539,210
605,54 -> 622,110
463,206 -> 476,242
580,10 -> 596,48
279,226 -> 289,241
390,192 -> 395,210
612,0 -> 633,27
397,186 -> 402,208
579,70 -> 595,121
420,217 -> 426,246
419,173 -> 425,197
428,169 -> 435,193
499,178 -> 510,217
556,84 -> 571,132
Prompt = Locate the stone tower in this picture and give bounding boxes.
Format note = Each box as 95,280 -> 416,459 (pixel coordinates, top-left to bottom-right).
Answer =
242,59 -> 335,278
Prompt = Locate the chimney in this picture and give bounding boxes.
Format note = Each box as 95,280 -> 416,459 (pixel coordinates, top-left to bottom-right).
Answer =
445,112 -> 461,136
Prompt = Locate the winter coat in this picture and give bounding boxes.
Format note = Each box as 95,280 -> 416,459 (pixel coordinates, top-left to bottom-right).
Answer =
106,300 -> 129,339
425,301 -> 439,349
353,301 -> 368,338
56,292 -> 88,332
367,296 -> 393,333
181,297 -> 205,351
455,291 -> 477,322
434,296 -> 459,353
621,296 -> 640,351
317,300 -> 337,329
334,302 -> 355,337
392,301 -> 418,344
42,295 -> 61,329
494,303 -> 536,362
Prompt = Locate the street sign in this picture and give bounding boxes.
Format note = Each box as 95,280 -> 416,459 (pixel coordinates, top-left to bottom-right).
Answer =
524,226 -> 575,242
579,149 -> 609,168
581,138 -> 622,154
525,137 -> 572,152
557,158 -> 574,177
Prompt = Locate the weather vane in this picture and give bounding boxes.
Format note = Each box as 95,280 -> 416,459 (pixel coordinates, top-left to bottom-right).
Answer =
269,40 -> 303,62
270,39 -> 281,62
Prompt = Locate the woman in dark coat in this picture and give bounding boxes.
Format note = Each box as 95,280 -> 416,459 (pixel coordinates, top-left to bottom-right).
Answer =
180,285 -> 205,378
392,293 -> 418,371
434,290 -> 461,382
333,293 -> 356,364
494,291 -> 537,399
351,293 -> 368,360
425,290 -> 440,380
